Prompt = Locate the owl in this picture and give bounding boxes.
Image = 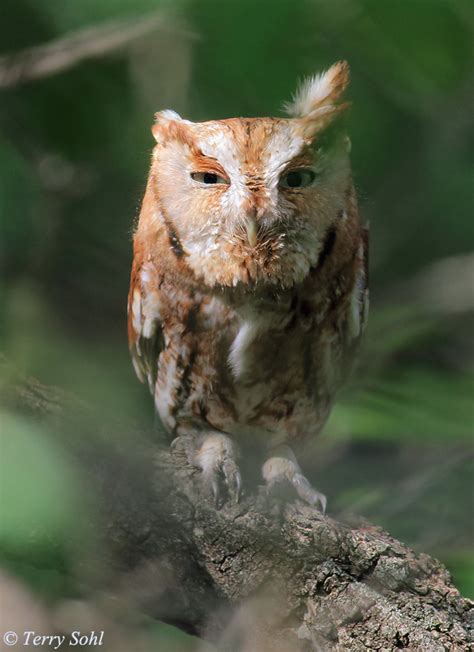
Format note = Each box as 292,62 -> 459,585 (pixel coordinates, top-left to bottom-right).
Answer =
128,61 -> 368,511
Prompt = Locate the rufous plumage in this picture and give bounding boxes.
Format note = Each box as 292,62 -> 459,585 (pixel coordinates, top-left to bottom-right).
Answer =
128,61 -> 368,509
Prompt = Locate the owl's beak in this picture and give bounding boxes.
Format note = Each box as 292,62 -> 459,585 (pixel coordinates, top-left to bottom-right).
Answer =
246,217 -> 258,248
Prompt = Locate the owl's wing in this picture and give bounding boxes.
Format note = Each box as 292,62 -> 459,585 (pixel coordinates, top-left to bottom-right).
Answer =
127,259 -> 164,393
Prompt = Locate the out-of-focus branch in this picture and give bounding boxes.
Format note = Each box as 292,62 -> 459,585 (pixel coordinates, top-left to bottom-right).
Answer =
1,362 -> 472,651
0,12 -> 197,89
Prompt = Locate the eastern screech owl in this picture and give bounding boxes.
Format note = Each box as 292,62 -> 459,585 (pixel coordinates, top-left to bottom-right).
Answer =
128,61 -> 368,511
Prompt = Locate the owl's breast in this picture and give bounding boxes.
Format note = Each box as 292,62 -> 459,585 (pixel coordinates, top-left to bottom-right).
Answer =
155,282 -> 349,448
219,313 -> 338,444
186,309 -> 337,442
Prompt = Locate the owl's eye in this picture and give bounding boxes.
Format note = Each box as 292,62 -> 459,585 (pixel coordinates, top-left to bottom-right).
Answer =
191,172 -> 228,185
279,168 -> 316,189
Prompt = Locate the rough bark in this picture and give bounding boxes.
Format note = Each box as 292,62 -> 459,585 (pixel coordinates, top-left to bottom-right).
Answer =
1,361 -> 472,651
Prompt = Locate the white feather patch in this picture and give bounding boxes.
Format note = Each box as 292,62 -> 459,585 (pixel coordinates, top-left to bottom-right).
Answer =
228,321 -> 260,379
131,288 -> 142,335
132,355 -> 145,384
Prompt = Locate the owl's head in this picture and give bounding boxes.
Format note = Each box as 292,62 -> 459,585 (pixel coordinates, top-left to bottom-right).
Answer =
149,61 -> 352,289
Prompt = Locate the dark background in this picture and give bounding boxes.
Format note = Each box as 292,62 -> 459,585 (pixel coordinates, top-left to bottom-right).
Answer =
1,1 -> 472,648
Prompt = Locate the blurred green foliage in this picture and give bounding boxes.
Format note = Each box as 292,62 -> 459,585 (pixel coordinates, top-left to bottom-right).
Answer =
0,0 -> 473,642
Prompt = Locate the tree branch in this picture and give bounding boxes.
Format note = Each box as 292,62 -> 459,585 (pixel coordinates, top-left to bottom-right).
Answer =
1,361 -> 472,651
0,12 -> 197,89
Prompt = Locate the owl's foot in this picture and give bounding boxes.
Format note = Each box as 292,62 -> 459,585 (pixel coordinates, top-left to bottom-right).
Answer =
193,433 -> 242,508
262,447 -> 327,513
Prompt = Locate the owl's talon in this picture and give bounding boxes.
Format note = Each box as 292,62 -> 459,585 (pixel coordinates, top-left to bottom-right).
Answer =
291,472 -> 327,513
204,463 -> 241,508
195,433 -> 241,508
262,449 -> 327,513
222,458 -> 242,505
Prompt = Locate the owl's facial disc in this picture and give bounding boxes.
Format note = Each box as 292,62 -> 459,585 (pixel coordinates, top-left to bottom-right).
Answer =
151,113 -> 350,288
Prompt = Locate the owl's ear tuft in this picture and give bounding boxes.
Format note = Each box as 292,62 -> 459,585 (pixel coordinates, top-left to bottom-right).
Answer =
285,61 -> 350,136
152,110 -> 195,146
